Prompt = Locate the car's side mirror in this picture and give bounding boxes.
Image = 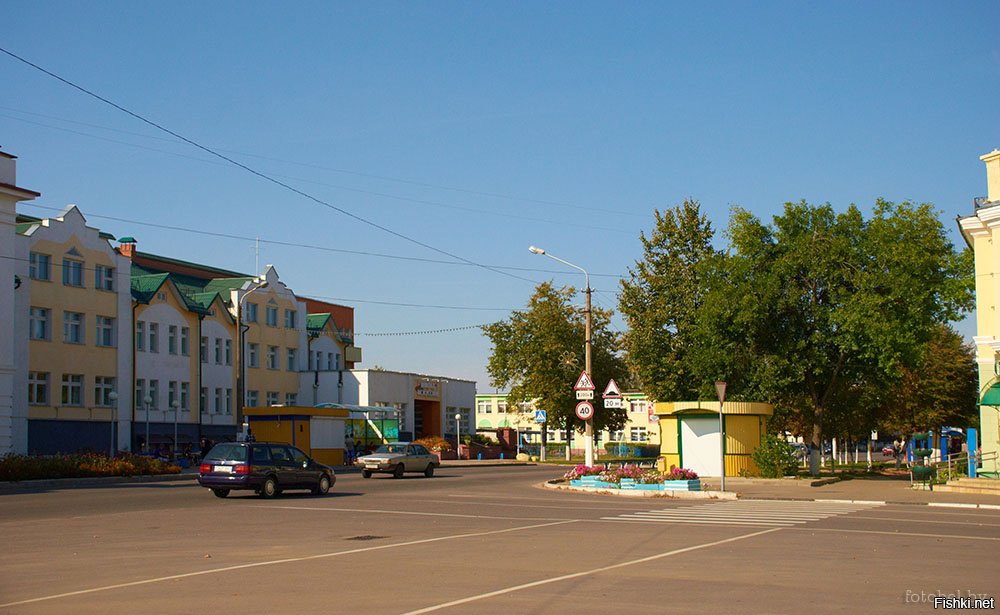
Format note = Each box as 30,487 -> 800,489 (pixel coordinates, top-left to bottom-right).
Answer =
302,461 -> 308,468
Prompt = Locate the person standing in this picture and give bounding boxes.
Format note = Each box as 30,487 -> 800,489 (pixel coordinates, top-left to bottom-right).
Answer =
344,434 -> 355,465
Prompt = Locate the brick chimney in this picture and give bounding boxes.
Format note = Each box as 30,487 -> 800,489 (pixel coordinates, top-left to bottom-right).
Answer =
983,150 -> 1000,204
119,236 -> 137,259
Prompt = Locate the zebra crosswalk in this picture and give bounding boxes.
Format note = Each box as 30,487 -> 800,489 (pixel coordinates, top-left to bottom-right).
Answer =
603,499 -> 884,527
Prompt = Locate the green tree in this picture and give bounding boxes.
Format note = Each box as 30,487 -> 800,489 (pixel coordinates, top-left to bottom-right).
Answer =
483,282 -> 627,444
881,324 -> 979,439
690,200 -> 972,473
619,199 -> 717,401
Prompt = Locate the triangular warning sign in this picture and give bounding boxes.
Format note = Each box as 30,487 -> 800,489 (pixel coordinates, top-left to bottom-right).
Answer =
602,379 -> 622,398
573,370 -> 595,391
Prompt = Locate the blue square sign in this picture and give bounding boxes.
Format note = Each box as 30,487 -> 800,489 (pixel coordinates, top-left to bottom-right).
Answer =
534,410 -> 547,423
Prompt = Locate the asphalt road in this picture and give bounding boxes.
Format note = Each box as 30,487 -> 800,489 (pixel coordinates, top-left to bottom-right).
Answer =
0,466 -> 996,614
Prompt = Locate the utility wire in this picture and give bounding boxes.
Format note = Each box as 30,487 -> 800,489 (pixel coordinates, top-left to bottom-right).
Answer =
0,104 -> 648,220
20,201 -> 624,278
0,46 -> 539,285
3,112 -> 632,234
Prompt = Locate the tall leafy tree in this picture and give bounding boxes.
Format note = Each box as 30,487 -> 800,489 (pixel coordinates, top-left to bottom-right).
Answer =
881,324 -> 979,438
695,200 -> 973,472
483,282 -> 627,442
619,199 -> 716,401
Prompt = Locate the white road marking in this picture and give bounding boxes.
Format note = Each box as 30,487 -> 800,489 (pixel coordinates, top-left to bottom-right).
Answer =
603,500 -> 883,527
401,527 -> 782,614
0,520 -> 575,609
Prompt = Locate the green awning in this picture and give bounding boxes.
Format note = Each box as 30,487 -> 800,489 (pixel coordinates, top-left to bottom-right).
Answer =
981,383 -> 1000,406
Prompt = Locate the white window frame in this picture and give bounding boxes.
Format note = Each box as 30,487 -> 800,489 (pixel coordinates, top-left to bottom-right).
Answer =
94,377 -> 116,407
28,371 -> 49,405
63,311 -> 84,344
96,316 -> 115,347
29,252 -> 51,281
95,264 -> 114,291
62,258 -> 84,287
30,307 -> 50,341
61,374 -> 83,406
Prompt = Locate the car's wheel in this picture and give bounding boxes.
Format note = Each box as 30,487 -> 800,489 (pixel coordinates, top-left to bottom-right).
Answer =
212,488 -> 230,498
259,476 -> 278,498
362,470 -> 372,479
313,474 -> 331,495
424,464 -> 435,478
393,464 -> 405,479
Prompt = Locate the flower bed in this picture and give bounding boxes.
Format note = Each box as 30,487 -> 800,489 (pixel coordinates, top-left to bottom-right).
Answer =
564,464 -> 701,491
0,452 -> 181,482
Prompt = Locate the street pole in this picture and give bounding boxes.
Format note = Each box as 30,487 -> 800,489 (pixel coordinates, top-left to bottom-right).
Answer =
172,400 -> 180,460
108,391 -> 118,457
583,280 -> 593,467
455,412 -> 462,460
144,395 -> 151,454
528,246 -> 594,467
715,381 -> 726,492
236,280 -> 268,433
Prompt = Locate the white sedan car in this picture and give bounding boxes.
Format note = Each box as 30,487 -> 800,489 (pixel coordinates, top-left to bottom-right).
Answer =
355,442 -> 440,479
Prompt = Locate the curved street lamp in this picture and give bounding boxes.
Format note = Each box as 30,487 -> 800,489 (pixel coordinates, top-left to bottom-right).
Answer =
528,246 -> 594,467
235,280 -> 269,431
454,412 -> 462,460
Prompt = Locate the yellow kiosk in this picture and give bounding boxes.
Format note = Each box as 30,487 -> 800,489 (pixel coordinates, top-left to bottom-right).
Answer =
654,400 -> 773,477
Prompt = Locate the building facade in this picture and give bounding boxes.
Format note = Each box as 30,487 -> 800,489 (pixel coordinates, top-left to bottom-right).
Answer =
958,149 -> 1000,476
344,370 -> 476,442
15,206 -> 133,454
474,392 -> 660,454
1,152 -> 40,454
5,152 -> 481,456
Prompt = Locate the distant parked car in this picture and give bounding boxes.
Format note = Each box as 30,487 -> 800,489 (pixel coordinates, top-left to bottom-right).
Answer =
882,446 -> 897,457
198,441 -> 335,498
355,442 -> 439,479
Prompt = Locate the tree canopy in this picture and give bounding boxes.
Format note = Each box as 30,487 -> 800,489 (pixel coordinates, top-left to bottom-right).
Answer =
483,282 -> 628,436
620,198 -> 975,472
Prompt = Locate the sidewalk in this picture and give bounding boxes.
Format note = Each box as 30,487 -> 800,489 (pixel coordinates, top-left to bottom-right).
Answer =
703,476 -> 1000,508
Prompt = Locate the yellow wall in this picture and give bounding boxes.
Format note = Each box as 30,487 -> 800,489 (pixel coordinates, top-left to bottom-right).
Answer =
654,404 -> 770,477
245,289 -> 301,401
959,150 -> 1000,474
28,235 -> 119,421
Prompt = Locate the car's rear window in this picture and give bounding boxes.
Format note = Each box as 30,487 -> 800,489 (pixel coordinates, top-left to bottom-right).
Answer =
205,443 -> 247,462
375,444 -> 407,454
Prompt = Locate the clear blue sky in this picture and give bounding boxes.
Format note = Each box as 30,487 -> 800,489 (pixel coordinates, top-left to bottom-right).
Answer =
4,2 -> 999,392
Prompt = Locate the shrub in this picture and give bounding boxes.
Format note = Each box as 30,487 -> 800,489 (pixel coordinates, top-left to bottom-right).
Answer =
0,452 -> 181,482
751,435 -> 799,478
414,436 -> 452,452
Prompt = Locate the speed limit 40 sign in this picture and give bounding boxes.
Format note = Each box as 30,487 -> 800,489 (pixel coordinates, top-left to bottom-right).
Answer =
575,401 -> 594,421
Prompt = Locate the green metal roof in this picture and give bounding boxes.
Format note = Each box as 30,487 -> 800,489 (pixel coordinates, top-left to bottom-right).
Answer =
307,313 -> 331,331
981,383 -> 1000,406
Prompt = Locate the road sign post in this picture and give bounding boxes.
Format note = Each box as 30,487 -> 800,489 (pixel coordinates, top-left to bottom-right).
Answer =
573,370 -> 597,465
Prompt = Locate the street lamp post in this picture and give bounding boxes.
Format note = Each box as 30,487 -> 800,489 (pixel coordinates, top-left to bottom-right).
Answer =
455,412 -> 462,460
715,381 -> 727,492
235,280 -> 268,433
143,394 -> 152,454
108,391 -> 118,458
529,246 -> 594,467
171,399 -> 180,460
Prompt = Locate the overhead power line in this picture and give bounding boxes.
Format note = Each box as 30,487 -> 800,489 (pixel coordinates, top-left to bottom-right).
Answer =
0,104 -> 648,220
19,202 -> 625,279
0,46 -> 538,286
